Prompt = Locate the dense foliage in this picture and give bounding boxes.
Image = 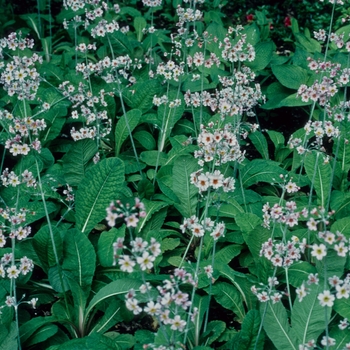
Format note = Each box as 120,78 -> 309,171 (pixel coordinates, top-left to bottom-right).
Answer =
1,0 -> 350,349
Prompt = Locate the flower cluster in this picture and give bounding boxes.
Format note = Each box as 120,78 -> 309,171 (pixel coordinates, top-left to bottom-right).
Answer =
113,236 -> 161,272
1,111 -> 46,156
180,215 -> 226,241
125,268 -> 196,350
288,120 -> 340,154
297,57 -> 349,107
0,207 -> 33,244
0,53 -> 42,100
250,276 -> 283,304
296,272 -> 350,307
262,200 -> 301,229
58,81 -> 111,141
0,253 -> 34,279
1,168 -> 36,188
154,60 -> 184,82
106,197 -> 146,228
194,122 -> 245,166
260,236 -> 307,268
0,32 -> 34,59
220,26 -> 255,63
190,168 -> 235,194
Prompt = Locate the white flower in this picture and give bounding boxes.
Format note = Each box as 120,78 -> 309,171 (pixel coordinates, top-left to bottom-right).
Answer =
336,284 -> 349,299
321,336 -> 336,346
170,315 -> 186,331
318,290 -> 335,307
7,265 -> 20,279
136,251 -> 155,271
126,298 -> 142,315
144,301 -> 161,316
296,283 -> 308,302
118,255 -> 135,273
311,243 -> 327,260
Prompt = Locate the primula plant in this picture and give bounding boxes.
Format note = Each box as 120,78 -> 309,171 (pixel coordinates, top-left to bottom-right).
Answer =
1,0 -> 350,349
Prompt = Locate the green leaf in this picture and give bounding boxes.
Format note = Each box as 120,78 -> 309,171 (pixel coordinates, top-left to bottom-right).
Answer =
201,320 -> 226,346
304,151 -> 332,208
172,155 -> 198,218
235,213 -> 261,233
262,302 -> 298,350
271,65 -> 309,90
85,279 -> 142,317
328,324 -> 350,350
123,80 -> 162,112
140,151 -> 168,166
225,309 -> 264,350
75,158 -> 125,234
133,131 -> 156,150
210,282 -> 245,322
42,107 -> 68,143
137,199 -> 168,233
294,32 -> 321,53
291,283 -> 327,345
249,131 -> 269,159
240,159 -> 287,188
89,299 -> 124,334
278,262 -> 316,288
334,297 -> 350,320
246,41 -> 275,71
98,227 -> 126,267
33,225 -> 63,272
51,332 -> 119,349
0,323 -> 17,350
134,16 -> 147,41
214,244 -> 243,265
26,324 -> 58,347
62,228 -> 96,289
62,139 -> 98,186
216,263 -> 251,308
115,109 -> 141,156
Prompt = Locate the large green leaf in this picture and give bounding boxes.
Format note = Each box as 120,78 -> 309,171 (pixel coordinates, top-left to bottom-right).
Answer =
210,282 -> 245,322
240,159 -> 287,188
271,65 -> 309,90
225,309 -> 264,350
75,158 -> 125,234
246,41 -> 275,71
115,109 -> 141,156
172,155 -> 198,218
33,225 -> 63,272
248,131 -> 269,159
62,139 -> 98,186
262,301 -> 298,350
85,279 -> 142,318
291,283 -> 327,345
89,299 -> 124,334
137,199 -> 168,233
304,151 -> 332,208
97,226 -> 126,267
0,323 -> 18,350
123,80 -> 161,111
62,228 -> 96,289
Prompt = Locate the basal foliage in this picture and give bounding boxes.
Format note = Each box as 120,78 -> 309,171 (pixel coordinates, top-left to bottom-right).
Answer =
0,0 -> 350,349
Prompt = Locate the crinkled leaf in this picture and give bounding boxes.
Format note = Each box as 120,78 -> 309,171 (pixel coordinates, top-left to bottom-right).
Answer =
115,109 -> 141,156
62,228 -> 96,289
291,283 -> 328,345
262,301 -> 298,350
75,158 -> 125,234
172,155 -> 198,218
62,139 -> 98,186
